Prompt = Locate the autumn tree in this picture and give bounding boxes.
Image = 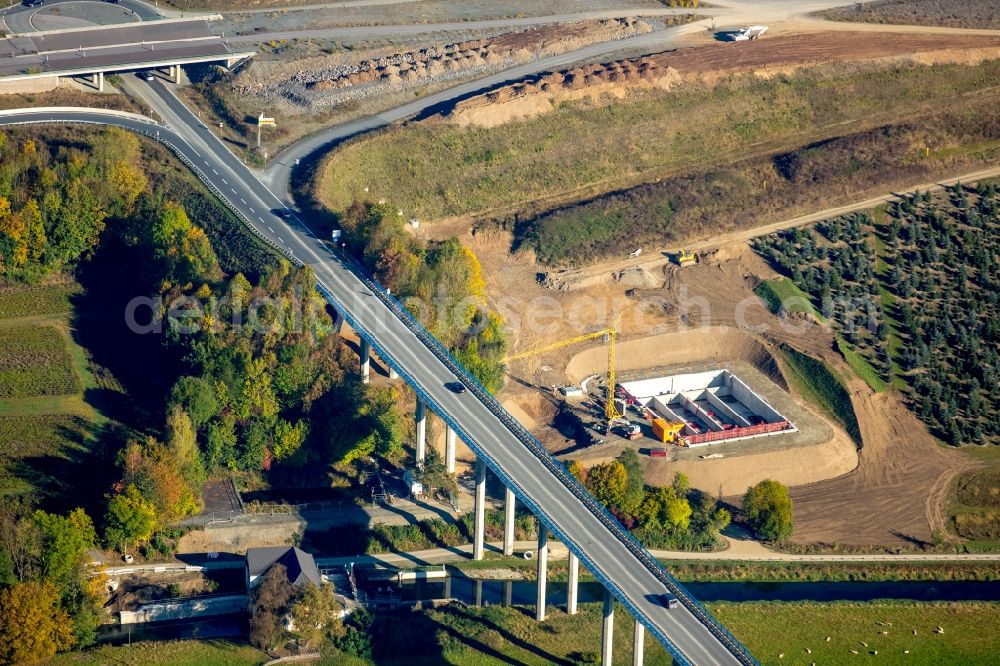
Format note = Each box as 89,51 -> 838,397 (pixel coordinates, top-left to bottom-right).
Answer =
289,583 -> 344,651
30,509 -> 102,648
417,447 -> 457,495
104,484 -> 158,556
617,447 -> 645,517
586,460 -> 628,513
0,499 -> 41,584
0,581 -> 74,664
119,438 -> 200,523
250,565 -> 294,651
743,479 -> 793,542
32,509 -> 96,593
166,405 -> 205,488
169,376 -> 219,428
152,202 -> 222,286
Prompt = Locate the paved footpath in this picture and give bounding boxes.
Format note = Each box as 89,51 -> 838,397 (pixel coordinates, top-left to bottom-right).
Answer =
316,536 -> 1000,568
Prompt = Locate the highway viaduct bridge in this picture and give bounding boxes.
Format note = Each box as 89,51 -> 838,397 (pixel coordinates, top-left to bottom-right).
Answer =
0,79 -> 759,666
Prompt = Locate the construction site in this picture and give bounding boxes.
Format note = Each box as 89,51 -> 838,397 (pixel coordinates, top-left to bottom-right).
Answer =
619,368 -> 796,448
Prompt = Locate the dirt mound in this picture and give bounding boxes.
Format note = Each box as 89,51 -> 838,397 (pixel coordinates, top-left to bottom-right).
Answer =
234,18 -> 658,114
444,31 -> 1000,127
566,327 -> 782,387
612,266 -> 664,289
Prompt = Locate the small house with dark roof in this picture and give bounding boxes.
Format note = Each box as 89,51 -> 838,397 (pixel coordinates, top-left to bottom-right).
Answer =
245,546 -> 322,589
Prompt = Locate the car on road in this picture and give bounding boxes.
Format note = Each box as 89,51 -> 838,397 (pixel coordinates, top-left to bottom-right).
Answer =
446,381 -> 467,394
274,207 -> 294,218
662,594 -> 680,610
22,0 -> 44,6
144,72 -> 156,81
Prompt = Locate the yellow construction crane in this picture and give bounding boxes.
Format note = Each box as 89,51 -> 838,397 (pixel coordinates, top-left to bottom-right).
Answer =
505,313 -> 623,423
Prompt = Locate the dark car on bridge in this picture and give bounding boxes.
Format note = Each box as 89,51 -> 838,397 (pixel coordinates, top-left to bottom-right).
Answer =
447,381 -> 467,394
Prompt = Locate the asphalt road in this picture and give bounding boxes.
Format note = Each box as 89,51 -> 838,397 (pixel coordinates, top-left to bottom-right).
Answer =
0,0 -> 163,34
0,95 -> 754,665
260,18 -> 709,199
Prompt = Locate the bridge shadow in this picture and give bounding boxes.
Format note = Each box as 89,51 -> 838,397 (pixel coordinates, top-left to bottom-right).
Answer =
447,604 -> 574,665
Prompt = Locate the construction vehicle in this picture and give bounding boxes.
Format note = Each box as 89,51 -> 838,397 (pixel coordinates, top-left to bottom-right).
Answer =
610,418 -> 642,440
675,250 -> 696,266
628,248 -> 642,258
506,313 -> 624,425
732,25 -> 767,41
651,418 -> 686,444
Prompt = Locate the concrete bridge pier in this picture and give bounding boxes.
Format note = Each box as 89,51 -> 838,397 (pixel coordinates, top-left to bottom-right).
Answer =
443,575 -> 451,600
92,72 -> 104,92
535,527 -> 548,621
359,339 -> 370,384
503,580 -> 512,606
474,579 -> 483,607
567,551 -> 579,615
388,366 -> 399,380
445,427 -> 456,474
473,457 -> 486,560
415,397 -> 426,463
503,487 -> 515,555
601,589 -> 615,666
172,64 -> 181,84
633,617 -> 645,666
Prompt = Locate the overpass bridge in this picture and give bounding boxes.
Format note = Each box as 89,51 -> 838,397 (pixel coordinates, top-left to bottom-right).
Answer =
0,16 -> 253,92
0,95 -> 758,666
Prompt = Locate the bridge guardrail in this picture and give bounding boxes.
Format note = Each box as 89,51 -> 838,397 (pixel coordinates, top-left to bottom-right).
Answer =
3,115 -> 756,666
341,258 -> 758,666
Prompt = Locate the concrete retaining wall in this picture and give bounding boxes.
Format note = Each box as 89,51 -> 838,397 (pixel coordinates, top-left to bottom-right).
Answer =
0,76 -> 59,95
729,375 -> 785,422
118,594 -> 247,624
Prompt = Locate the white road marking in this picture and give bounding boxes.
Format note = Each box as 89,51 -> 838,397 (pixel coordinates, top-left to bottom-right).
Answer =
240,198 -> 246,204
267,226 -> 274,233
212,168 -> 218,174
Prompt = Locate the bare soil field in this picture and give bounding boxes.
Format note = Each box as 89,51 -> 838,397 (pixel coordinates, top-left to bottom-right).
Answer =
210,0 -> 669,30
445,31 -> 1000,127
819,0 -> 1000,30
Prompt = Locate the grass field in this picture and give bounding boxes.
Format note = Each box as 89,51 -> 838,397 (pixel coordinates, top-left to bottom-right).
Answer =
317,58 -> 1000,231
0,282 -> 81,318
754,278 -> 820,319
44,640 -> 267,666
777,344 -> 862,446
48,602 -> 1000,665
0,281 -> 103,502
713,602 -> 1000,665
0,324 -> 82,398
836,337 -> 889,393
950,448 -> 1000,545
453,554 -> 1000,583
